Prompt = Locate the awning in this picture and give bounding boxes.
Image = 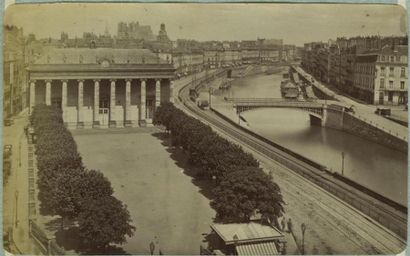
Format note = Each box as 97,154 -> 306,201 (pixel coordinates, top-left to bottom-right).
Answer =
236,241 -> 279,255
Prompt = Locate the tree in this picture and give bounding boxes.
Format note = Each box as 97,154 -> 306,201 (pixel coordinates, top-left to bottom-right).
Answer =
211,167 -> 284,223
78,196 -> 136,249
75,169 -> 114,209
51,166 -> 84,225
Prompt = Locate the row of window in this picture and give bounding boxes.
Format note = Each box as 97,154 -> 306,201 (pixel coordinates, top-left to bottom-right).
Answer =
355,65 -> 407,78
379,55 -> 407,63
379,78 -> 406,90
380,66 -> 406,77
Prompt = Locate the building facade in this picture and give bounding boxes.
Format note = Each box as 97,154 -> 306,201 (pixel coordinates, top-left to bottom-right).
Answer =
4,25 -> 28,118
355,46 -> 408,105
27,48 -> 175,128
302,36 -> 408,105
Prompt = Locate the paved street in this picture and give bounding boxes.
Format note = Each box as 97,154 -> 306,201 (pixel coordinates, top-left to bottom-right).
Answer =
294,66 -> 408,141
3,109 -> 38,254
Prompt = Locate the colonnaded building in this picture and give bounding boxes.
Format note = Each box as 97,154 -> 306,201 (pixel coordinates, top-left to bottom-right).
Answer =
27,48 -> 175,128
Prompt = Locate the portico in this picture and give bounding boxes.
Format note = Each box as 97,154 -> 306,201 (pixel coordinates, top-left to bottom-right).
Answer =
27,48 -> 175,128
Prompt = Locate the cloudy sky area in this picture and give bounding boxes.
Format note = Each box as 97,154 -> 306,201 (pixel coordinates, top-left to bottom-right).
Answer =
5,3 -> 407,46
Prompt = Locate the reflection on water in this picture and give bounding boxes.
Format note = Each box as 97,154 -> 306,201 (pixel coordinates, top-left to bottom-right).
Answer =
221,72 -> 408,206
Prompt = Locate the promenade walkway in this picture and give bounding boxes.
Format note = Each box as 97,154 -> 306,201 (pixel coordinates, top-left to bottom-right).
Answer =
294,66 -> 408,141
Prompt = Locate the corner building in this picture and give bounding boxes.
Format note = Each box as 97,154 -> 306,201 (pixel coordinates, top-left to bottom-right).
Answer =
28,48 -> 175,128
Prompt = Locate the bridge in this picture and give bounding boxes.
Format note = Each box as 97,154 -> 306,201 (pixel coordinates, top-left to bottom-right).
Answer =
224,97 -> 349,124
223,96 -> 407,152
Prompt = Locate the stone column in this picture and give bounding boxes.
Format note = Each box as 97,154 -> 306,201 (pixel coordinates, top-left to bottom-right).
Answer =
29,80 -> 36,113
77,80 -> 84,128
61,80 -> 68,108
45,80 -> 51,106
155,79 -> 161,107
110,79 -> 116,127
93,80 -> 100,127
169,80 -> 174,103
125,79 -> 132,126
140,79 -> 146,125
61,80 -> 68,123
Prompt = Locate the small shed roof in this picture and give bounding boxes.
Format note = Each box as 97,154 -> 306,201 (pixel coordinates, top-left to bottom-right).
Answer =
236,241 -> 279,255
211,222 -> 283,245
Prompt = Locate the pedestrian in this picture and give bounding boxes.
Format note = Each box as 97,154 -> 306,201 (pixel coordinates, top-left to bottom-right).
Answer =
287,218 -> 293,233
281,217 -> 286,232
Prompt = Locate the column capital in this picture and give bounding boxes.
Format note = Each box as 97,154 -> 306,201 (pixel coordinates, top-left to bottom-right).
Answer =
93,79 -> 101,83
125,78 -> 132,83
155,78 -> 162,82
140,78 -> 147,82
45,79 -> 52,84
29,80 -> 36,84
61,79 -> 68,83
77,79 -> 85,83
110,79 -> 117,83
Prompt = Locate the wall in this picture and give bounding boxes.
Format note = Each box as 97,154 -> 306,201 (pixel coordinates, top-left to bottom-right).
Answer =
342,113 -> 407,152
322,107 -> 344,130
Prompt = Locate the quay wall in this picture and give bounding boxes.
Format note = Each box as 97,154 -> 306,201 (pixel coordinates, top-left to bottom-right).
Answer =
291,65 -> 407,152
314,108 -> 407,152
342,113 -> 408,152
209,105 -> 407,239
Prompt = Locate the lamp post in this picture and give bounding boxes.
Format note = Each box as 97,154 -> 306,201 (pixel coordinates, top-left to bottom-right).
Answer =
341,151 -> 345,176
301,223 -> 306,255
209,87 -> 213,108
15,190 -> 19,227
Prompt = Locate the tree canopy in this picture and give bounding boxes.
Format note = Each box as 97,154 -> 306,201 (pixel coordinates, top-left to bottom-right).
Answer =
154,103 -> 285,224
78,196 -> 136,249
211,167 -> 284,223
31,105 -> 135,250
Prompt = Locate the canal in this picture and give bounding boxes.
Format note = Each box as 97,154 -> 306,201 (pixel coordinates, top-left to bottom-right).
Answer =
217,71 -> 407,206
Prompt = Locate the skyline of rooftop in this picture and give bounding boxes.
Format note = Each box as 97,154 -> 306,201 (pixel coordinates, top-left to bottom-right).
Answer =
5,3 -> 407,46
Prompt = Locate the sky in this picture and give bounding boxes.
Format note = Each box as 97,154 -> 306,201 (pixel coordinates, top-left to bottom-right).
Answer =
4,3 -> 408,46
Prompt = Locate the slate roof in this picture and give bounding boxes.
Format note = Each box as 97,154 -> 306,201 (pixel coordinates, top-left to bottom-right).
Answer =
34,48 -> 169,65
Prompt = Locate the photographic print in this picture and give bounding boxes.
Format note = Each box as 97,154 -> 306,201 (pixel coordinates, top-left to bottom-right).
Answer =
3,3 -> 408,255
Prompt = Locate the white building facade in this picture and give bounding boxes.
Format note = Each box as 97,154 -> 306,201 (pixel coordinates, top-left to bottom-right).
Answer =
28,48 -> 175,128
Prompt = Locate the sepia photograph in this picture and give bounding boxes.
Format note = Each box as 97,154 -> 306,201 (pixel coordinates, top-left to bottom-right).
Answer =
2,2 -> 408,255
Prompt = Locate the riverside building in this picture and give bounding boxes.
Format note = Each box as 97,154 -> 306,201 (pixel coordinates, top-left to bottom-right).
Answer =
27,48 -> 175,128
354,45 -> 408,105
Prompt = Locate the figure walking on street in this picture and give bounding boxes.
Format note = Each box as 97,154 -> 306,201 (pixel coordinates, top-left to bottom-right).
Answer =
287,218 -> 293,233
281,217 -> 286,232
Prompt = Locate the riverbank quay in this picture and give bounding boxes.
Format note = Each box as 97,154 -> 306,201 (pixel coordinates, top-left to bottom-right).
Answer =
173,68 -> 406,254
292,65 -> 408,145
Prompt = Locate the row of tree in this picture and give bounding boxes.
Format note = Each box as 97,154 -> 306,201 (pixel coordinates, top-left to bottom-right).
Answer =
31,105 -> 135,250
153,103 -> 284,223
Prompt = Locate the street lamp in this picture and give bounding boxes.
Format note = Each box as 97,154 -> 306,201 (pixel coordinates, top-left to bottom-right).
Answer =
209,87 -> 214,108
301,223 -> 306,255
15,190 -> 19,227
341,152 -> 345,176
